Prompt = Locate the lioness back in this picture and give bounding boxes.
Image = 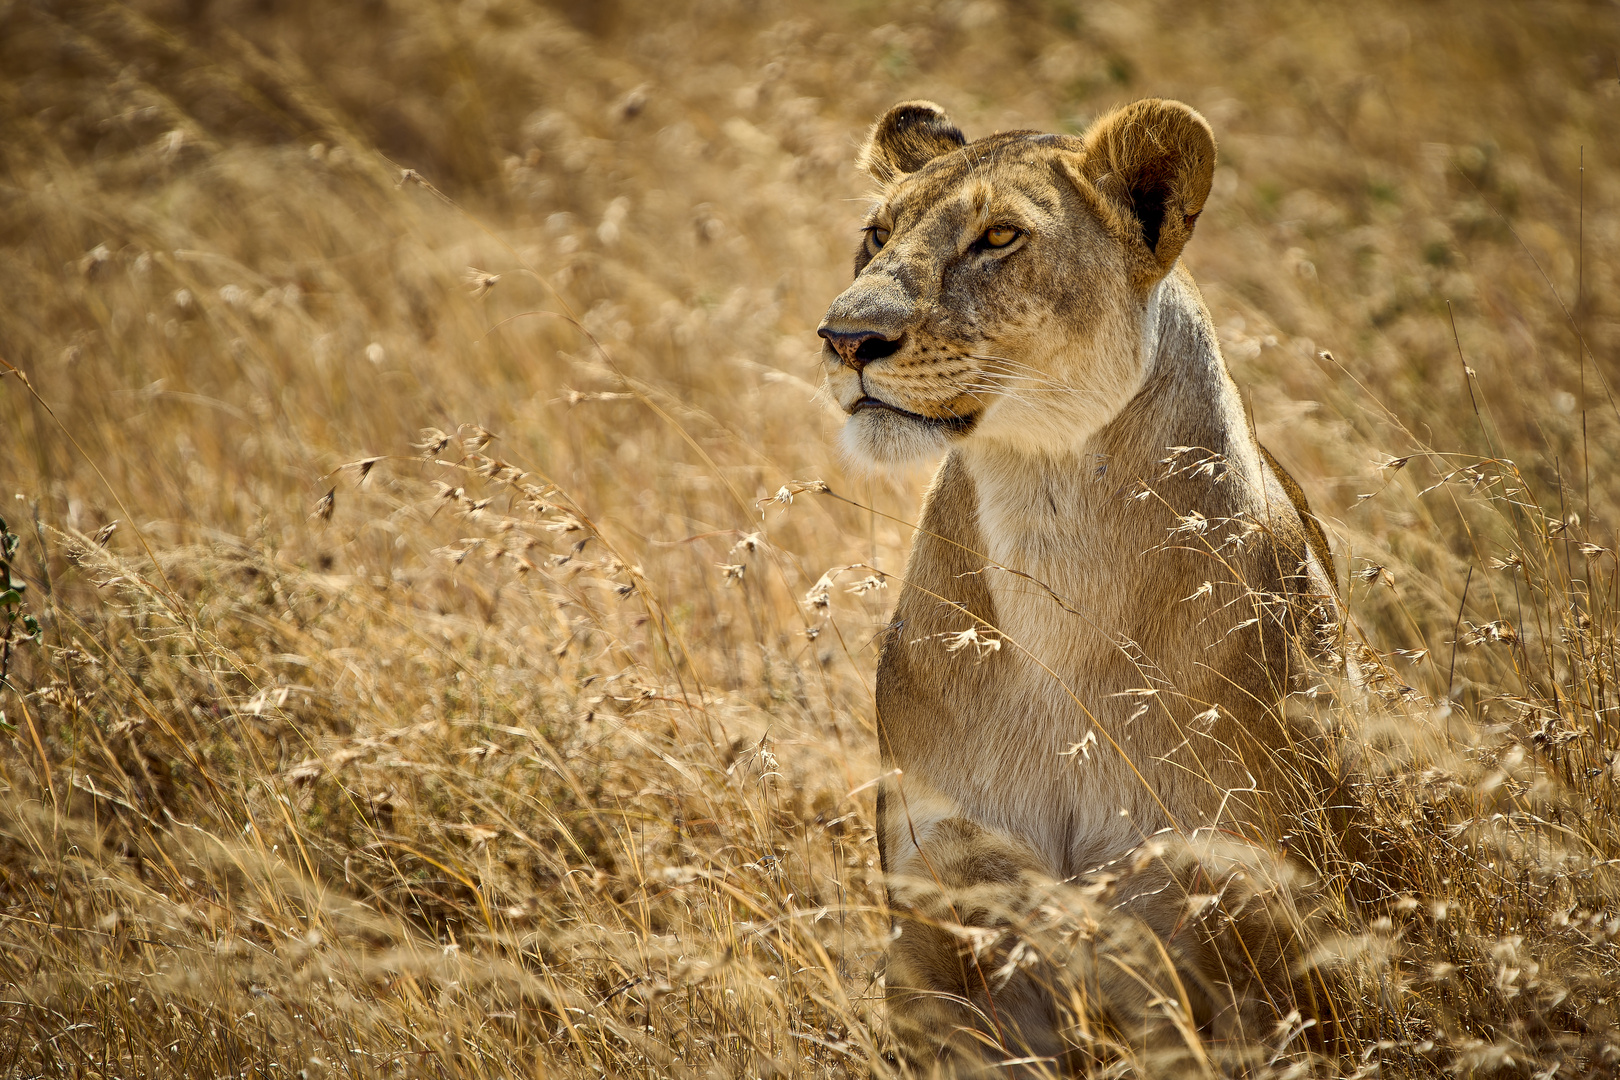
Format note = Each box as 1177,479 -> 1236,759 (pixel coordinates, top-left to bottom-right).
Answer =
818,99 -> 1343,1076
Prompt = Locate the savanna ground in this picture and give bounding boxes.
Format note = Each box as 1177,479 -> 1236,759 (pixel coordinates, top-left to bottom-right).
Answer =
2,1 -> 1620,1076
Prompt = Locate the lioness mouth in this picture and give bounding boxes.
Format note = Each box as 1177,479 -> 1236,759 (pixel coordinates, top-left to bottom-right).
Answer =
851,395 -> 978,433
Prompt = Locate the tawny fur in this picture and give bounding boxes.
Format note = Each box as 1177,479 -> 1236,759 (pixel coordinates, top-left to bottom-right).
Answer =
818,99 -> 1347,1076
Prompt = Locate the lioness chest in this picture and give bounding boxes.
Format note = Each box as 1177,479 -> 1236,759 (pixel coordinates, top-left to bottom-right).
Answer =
878,423 -> 1288,880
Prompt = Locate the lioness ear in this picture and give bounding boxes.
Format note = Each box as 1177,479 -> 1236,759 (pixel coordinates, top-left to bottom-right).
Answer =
859,101 -> 966,184
1079,99 -> 1216,284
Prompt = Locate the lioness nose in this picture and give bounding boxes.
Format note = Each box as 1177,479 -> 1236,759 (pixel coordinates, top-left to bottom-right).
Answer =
817,327 -> 904,371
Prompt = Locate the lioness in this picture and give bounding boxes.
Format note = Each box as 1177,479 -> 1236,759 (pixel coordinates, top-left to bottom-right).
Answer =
818,100 -> 1345,1075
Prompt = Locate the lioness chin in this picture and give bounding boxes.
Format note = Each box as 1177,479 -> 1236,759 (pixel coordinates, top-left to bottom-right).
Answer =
819,99 -> 1350,1077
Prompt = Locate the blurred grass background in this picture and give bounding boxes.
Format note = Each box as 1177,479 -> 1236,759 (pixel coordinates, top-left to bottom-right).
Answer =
2,0 -> 1620,1075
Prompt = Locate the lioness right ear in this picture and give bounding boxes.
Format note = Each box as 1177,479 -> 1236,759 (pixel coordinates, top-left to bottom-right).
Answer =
1078,99 -> 1216,288
858,101 -> 966,184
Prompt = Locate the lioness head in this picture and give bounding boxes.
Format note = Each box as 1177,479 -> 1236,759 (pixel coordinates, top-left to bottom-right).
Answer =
819,98 -> 1216,467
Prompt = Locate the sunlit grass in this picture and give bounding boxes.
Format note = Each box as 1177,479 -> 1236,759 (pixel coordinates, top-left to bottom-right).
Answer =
2,1 -> 1618,1076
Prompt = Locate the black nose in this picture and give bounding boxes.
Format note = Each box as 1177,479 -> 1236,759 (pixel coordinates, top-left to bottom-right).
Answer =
817,328 -> 904,370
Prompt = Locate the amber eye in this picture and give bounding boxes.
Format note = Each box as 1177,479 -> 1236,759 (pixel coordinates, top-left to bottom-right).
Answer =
983,225 -> 1019,248
868,226 -> 891,249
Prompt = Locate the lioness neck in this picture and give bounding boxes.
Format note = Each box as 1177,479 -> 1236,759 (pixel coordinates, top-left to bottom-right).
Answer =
961,265 -> 1260,578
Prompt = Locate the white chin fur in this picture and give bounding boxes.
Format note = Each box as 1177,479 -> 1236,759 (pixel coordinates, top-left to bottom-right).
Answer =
837,410 -> 952,474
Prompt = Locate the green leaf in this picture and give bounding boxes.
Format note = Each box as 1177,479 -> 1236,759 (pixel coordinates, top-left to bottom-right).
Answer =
0,589 -> 21,607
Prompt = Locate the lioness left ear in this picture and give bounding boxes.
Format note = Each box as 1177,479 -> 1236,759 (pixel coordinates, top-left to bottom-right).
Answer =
859,101 -> 967,184
1078,99 -> 1216,286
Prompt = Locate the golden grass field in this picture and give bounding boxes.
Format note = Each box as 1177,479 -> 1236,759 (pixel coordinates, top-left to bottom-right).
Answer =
3,0 -> 1620,1075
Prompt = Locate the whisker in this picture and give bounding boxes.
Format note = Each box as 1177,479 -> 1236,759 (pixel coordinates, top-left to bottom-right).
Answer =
968,357 -> 1073,391
969,372 -> 1067,391
957,364 -> 1106,398
971,353 -> 1051,376
966,374 -> 1072,388
959,384 -> 1107,397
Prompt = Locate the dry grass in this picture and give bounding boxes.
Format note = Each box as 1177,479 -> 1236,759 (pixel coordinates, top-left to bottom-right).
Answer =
2,1 -> 1620,1075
